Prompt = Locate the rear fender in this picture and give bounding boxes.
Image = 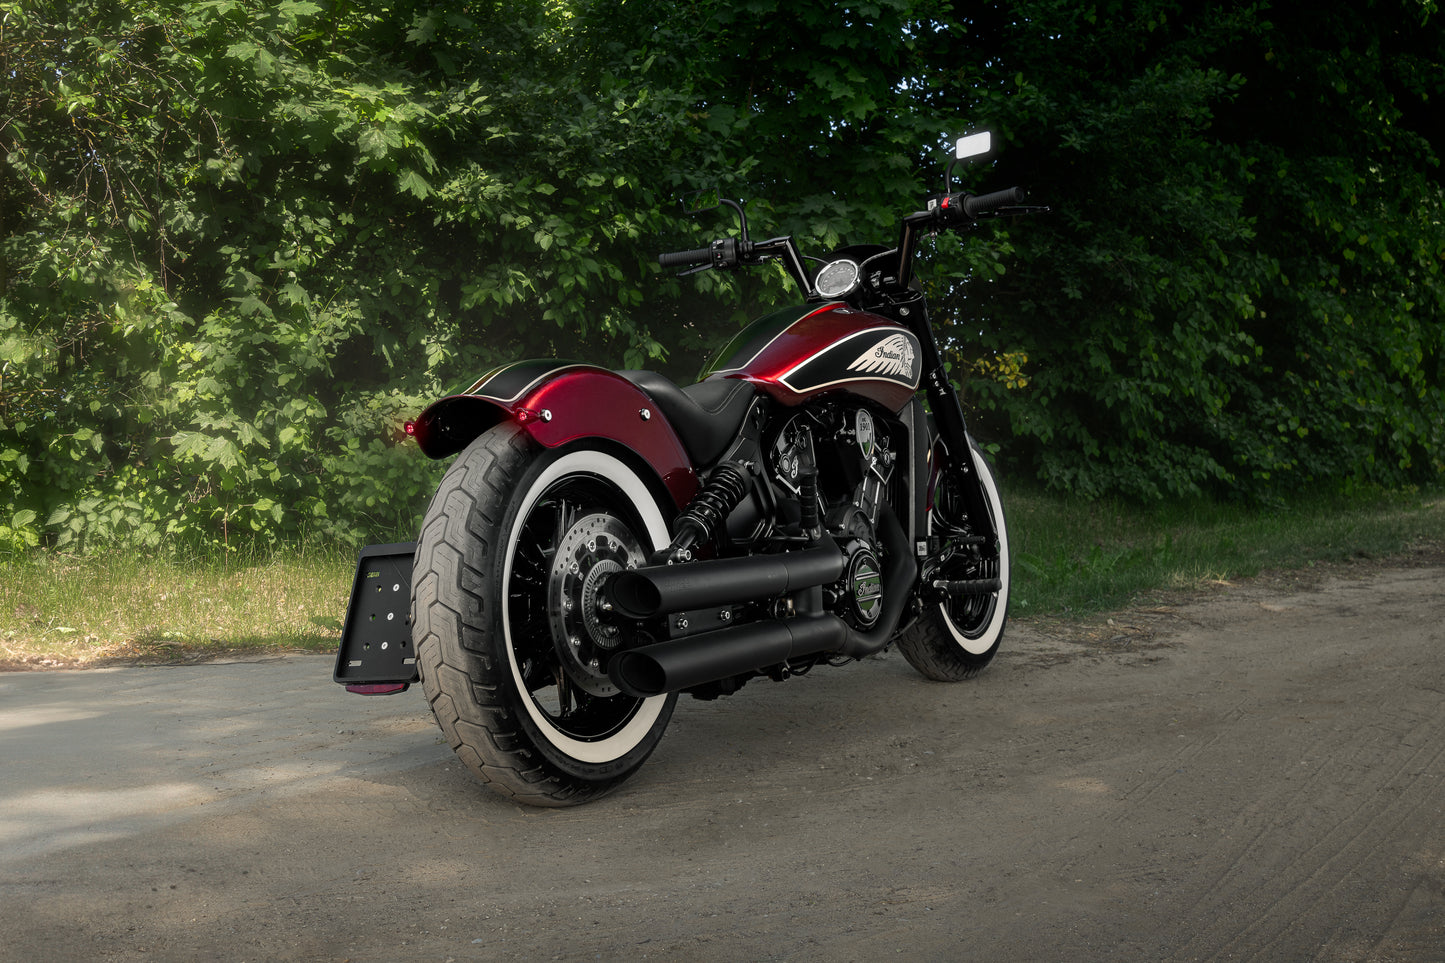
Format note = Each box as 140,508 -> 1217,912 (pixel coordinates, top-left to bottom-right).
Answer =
409,360 -> 699,510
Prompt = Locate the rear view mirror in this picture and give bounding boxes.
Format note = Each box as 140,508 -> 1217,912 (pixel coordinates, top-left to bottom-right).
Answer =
955,131 -> 992,160
681,187 -> 721,215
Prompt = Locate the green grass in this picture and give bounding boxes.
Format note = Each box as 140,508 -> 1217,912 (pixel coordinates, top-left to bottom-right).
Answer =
1,548 -> 354,668
2,487 -> 1442,668
1006,486 -> 1445,618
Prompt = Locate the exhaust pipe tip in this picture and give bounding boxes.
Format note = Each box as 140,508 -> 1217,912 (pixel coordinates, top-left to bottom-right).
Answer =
608,651 -> 667,699
607,616 -> 847,698
608,571 -> 663,620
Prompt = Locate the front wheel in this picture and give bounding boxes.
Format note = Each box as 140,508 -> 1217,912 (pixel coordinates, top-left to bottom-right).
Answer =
894,436 -> 1009,681
412,425 -> 677,806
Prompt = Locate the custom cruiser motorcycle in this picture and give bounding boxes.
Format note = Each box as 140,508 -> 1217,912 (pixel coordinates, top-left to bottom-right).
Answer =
333,132 -> 1043,806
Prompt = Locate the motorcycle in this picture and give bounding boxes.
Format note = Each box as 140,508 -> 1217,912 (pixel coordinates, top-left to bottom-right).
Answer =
333,132 -> 1045,806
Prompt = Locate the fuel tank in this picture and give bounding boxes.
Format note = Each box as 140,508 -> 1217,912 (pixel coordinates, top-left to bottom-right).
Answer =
698,303 -> 922,413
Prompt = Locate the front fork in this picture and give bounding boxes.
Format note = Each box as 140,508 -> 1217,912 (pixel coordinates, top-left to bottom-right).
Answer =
901,294 -> 999,547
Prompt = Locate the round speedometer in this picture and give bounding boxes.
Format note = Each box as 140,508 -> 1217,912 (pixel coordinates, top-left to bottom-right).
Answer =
815,258 -> 861,299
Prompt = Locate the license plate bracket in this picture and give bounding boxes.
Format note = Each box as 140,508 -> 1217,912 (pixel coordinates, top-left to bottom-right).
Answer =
333,542 -> 419,691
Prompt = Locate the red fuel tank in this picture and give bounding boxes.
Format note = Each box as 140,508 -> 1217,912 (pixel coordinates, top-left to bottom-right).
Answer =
699,303 -> 922,413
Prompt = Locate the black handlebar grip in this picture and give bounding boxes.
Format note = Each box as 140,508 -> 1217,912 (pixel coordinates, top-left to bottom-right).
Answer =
658,246 -> 713,268
962,186 -> 1027,218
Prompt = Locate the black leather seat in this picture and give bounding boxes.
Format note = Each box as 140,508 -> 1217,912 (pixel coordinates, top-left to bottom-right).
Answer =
617,371 -> 756,466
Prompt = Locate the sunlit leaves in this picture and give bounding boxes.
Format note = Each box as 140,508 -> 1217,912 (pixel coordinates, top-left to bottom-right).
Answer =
1,0 -> 1440,557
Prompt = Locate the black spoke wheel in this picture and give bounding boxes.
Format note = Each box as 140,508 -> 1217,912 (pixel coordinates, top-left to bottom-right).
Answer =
894,436 -> 1010,681
413,426 -> 676,806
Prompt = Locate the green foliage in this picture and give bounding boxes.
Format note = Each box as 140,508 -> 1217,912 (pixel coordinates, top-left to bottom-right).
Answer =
0,0 -> 705,552
949,0 -> 1445,500
647,0 -> 1443,501
1007,482 -> 1445,616
1,0 -> 1441,558
1,545 -> 354,664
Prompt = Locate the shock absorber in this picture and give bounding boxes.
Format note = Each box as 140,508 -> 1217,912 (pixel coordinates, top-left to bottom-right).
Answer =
663,461 -> 751,561
799,470 -> 820,536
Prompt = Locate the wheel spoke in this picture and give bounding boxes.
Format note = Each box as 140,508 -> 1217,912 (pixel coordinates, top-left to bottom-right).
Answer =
551,669 -> 569,716
928,461 -> 1004,639
550,496 -> 575,556
505,475 -> 651,741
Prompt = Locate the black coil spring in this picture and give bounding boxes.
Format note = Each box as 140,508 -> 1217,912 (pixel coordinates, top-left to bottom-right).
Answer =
799,471 -> 819,533
673,461 -> 750,546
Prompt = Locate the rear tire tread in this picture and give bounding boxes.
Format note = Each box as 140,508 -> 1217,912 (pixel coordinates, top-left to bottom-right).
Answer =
413,426 -> 673,807
414,428 -> 608,806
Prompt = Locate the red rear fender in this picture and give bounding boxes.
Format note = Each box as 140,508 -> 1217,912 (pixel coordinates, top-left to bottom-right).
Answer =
410,362 -> 699,510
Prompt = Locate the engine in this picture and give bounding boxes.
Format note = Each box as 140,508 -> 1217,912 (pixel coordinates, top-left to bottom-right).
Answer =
606,399 -> 916,701
768,405 -> 896,632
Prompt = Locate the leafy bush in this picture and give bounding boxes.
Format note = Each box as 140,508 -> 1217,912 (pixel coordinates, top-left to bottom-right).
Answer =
0,0 -> 701,553
951,0 -> 1445,500
1,0 -> 1441,562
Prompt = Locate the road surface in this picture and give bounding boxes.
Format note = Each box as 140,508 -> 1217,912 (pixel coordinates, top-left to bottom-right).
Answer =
2,559 -> 1442,961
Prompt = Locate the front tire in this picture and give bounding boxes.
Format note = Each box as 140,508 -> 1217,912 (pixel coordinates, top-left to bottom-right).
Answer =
895,436 -> 1009,681
412,425 -> 677,806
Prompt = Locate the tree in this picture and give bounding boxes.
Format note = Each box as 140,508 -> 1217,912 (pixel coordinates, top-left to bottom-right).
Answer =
2,0 -> 1440,557
0,0 -> 708,551
949,0 -> 1445,499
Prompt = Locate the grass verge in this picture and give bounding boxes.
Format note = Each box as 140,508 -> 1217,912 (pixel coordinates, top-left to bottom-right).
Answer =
2,487 -> 1442,670
1,548 -> 354,669
1007,486 -> 1445,617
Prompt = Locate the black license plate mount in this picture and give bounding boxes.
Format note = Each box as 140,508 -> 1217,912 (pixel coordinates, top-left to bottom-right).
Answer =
333,542 -> 419,692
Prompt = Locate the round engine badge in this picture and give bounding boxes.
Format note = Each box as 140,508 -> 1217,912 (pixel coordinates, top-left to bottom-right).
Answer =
847,547 -> 883,628
855,408 -> 876,460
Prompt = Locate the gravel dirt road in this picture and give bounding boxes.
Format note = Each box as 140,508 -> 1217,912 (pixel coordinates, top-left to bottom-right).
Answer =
2,558 -> 1442,962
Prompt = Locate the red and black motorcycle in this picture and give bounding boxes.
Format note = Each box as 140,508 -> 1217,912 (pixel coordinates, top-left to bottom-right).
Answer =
334,133 -> 1043,805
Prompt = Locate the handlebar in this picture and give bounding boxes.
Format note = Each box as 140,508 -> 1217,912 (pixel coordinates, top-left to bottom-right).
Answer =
963,186 -> 1028,217
894,184 -> 1034,291
658,235 -> 792,273
935,186 -> 1029,221
658,238 -> 752,272
658,246 -> 714,269
659,183 -> 1039,297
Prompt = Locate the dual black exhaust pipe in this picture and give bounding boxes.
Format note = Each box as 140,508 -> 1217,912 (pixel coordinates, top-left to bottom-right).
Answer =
605,506 -> 916,698
607,541 -> 845,620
